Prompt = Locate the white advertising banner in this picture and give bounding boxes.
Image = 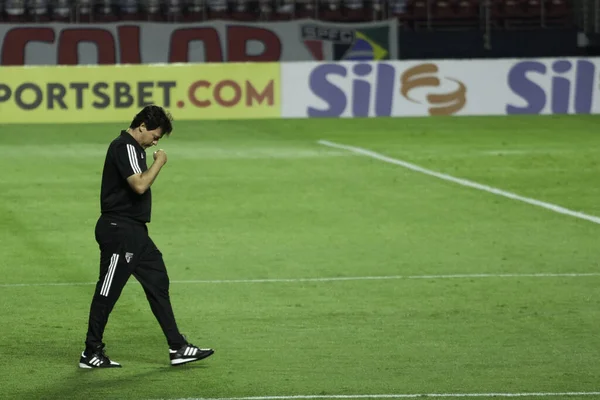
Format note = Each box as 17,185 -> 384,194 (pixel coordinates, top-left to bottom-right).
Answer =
281,58 -> 600,118
0,19 -> 398,65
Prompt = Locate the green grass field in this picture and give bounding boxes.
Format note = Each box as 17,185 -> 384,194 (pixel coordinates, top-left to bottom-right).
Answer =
1,115 -> 599,400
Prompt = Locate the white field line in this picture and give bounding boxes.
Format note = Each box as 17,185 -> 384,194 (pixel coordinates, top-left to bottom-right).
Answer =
151,392 -> 600,400
1,272 -> 600,288
317,140 -> 600,226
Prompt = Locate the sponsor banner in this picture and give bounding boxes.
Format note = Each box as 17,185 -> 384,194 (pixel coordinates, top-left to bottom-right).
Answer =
506,58 -> 599,115
0,63 -> 279,123
282,58 -> 600,118
0,19 -> 397,66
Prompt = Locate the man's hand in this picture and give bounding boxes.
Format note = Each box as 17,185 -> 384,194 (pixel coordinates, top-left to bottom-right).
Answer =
153,149 -> 167,166
127,149 -> 168,195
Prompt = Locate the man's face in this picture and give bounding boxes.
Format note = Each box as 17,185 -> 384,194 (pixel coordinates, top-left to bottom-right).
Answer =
139,124 -> 163,149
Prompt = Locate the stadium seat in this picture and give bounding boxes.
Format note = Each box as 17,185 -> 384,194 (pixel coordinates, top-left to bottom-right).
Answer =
544,0 -> 572,26
27,0 -> 51,21
93,0 -> 120,21
318,0 -> 343,21
268,0 -> 293,19
51,0 -> 73,21
513,0 -> 547,27
4,0 -> 28,21
500,0 -> 545,27
119,0 -> 143,20
526,0 -> 542,19
229,0 -> 260,20
268,0 -> 289,19
205,0 -> 229,19
371,0 -> 385,20
409,0 -> 430,29
432,0 -> 479,27
142,0 -> 166,20
456,0 -> 479,21
256,0 -> 272,20
342,0 -> 369,22
164,0 -> 184,21
491,0 -> 528,26
504,0 -> 528,19
489,0 -> 511,26
294,0 -> 316,18
435,0 -> 481,28
270,3 -> 292,20
432,0 -> 453,19
181,0 -> 205,21
73,0 -> 91,21
391,0 -> 412,29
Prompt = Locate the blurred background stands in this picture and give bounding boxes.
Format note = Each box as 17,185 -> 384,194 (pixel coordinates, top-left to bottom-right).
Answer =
0,0 -> 595,33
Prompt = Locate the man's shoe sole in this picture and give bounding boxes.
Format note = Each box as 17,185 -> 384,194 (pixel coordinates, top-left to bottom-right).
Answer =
78,363 -> 122,369
171,350 -> 214,366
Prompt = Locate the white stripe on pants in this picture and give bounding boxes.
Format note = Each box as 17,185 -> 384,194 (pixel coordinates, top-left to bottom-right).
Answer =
100,253 -> 119,297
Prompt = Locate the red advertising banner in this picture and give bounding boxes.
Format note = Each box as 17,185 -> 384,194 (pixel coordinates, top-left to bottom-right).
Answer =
0,19 -> 398,65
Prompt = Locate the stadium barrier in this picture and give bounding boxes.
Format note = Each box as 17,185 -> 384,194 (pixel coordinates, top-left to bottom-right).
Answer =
0,57 -> 598,123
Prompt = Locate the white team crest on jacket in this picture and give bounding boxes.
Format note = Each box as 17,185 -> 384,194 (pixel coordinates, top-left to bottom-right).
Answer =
125,252 -> 134,263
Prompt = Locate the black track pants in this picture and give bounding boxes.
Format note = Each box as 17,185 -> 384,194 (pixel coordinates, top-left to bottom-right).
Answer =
85,215 -> 186,351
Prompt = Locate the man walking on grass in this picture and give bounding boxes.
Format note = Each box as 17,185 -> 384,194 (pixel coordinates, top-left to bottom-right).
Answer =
79,105 -> 214,368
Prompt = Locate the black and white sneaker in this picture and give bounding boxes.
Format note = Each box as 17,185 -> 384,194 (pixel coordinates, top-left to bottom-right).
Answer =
79,344 -> 122,369
169,342 -> 214,366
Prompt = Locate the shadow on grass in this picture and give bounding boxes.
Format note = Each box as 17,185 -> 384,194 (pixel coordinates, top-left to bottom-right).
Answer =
23,361 -> 213,400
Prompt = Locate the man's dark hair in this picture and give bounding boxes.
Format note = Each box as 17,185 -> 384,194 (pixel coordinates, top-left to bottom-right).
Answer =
130,105 -> 173,137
